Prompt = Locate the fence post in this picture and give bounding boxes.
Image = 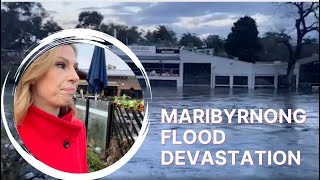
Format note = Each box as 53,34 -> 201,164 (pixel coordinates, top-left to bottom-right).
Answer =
106,101 -> 114,149
85,97 -> 90,137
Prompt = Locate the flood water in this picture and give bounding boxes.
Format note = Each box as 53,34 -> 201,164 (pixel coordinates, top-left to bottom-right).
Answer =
1,85 -> 319,179
107,87 -> 319,179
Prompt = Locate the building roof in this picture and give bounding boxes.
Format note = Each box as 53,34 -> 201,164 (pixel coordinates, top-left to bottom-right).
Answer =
180,49 -> 253,65
118,55 -> 180,61
78,69 -> 135,77
297,54 -> 319,65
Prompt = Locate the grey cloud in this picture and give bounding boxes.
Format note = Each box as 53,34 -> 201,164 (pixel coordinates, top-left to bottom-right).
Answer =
63,20 -> 78,26
78,3 -> 152,13
96,2 -> 280,39
73,2 -> 277,28
62,2 -> 72,6
140,3 -> 274,18
170,25 -> 231,39
44,2 -> 298,40
107,2 -> 155,11
78,6 -> 107,11
123,2 -> 276,26
48,10 -> 58,15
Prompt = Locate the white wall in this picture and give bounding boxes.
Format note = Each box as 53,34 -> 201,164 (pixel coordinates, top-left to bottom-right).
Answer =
107,48 -> 301,89
180,50 -> 254,75
254,63 -> 286,75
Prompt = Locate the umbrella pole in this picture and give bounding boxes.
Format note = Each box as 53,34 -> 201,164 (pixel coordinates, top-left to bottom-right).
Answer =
95,93 -> 98,100
85,97 -> 90,137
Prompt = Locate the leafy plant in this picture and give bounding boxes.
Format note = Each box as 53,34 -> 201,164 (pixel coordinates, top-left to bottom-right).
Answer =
87,146 -> 106,172
113,94 -> 144,111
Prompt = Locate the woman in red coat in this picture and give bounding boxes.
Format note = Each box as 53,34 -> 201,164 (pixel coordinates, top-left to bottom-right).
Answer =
14,45 -> 88,173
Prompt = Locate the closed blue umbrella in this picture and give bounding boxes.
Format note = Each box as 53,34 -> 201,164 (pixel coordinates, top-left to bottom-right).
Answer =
86,46 -> 108,97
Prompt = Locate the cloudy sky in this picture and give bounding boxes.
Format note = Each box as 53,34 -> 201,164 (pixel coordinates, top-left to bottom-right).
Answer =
75,44 -> 131,70
40,2 -> 318,40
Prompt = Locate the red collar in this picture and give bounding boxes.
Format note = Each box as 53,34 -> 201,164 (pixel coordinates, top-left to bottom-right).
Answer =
18,105 -> 82,140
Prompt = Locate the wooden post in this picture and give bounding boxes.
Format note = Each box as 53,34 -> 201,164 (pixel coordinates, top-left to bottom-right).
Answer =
105,102 -> 114,149
85,98 -> 90,137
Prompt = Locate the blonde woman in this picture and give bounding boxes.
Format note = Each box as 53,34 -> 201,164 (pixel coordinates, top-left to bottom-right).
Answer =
14,45 -> 88,173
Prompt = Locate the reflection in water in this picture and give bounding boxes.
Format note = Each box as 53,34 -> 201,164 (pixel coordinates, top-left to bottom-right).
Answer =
1,85 -> 319,179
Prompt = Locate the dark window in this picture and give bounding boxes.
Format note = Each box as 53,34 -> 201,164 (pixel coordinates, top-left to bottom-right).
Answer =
104,87 -> 117,97
126,62 -> 179,76
278,75 -> 297,88
234,76 -> 248,86
183,63 -> 211,86
300,61 -> 319,84
150,80 -> 177,87
132,78 -> 177,87
120,89 -> 143,99
255,76 -> 274,85
215,76 -> 229,85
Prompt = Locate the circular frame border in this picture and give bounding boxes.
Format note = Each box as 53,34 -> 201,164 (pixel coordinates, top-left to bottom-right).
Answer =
1,28 -> 152,179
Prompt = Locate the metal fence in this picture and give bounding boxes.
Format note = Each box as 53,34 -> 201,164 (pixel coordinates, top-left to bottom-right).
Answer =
75,98 -> 144,159
110,104 -> 144,156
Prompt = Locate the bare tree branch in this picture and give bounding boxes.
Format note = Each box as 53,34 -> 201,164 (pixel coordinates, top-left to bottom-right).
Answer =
278,2 -> 319,88
313,8 -> 319,20
303,3 -> 319,18
306,26 -> 319,33
307,21 -> 319,30
302,2 -> 316,18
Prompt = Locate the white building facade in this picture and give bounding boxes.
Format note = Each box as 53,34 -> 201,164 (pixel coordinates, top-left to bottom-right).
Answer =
108,45 -> 301,89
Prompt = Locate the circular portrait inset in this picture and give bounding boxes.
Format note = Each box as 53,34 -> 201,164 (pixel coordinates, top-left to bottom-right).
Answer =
13,42 -> 145,174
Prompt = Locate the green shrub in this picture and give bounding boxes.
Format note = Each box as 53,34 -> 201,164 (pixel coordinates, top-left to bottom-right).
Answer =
87,146 -> 106,172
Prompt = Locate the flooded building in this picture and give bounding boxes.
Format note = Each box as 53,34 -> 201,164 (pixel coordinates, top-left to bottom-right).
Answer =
108,45 -> 316,89
296,54 -> 319,88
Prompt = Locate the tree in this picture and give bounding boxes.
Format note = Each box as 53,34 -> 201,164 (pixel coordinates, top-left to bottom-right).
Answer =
42,19 -> 63,36
122,26 -> 142,45
224,16 -> 261,62
1,8 -> 21,50
154,25 -> 178,46
179,33 -> 203,48
278,2 -> 319,88
204,35 -> 225,55
142,25 -> 178,46
75,11 -> 103,30
1,2 -> 61,55
1,2 -> 62,84
255,32 -> 290,62
256,32 -> 318,62
144,30 -> 156,44
99,23 -> 143,45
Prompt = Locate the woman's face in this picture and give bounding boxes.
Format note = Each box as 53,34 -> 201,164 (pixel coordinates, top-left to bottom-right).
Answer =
32,45 -> 79,111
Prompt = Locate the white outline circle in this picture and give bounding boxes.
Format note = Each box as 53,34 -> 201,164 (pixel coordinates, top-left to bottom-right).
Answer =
1,29 -> 152,179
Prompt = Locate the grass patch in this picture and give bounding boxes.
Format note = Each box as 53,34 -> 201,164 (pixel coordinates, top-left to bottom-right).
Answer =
87,146 -> 106,172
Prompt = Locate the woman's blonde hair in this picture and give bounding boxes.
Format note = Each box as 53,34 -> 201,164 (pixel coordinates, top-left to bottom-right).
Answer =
14,44 -> 78,125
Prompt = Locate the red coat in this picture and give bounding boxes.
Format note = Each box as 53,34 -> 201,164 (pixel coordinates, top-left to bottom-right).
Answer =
17,105 -> 88,173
